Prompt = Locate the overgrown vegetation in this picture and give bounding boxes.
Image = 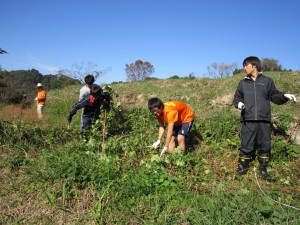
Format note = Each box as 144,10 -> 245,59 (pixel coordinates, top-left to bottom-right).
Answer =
0,71 -> 299,224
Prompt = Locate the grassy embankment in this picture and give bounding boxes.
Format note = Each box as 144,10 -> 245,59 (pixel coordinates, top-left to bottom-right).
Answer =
0,72 -> 299,224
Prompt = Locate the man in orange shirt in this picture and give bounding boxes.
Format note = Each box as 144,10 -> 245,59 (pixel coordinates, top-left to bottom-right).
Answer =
148,97 -> 194,156
35,83 -> 47,119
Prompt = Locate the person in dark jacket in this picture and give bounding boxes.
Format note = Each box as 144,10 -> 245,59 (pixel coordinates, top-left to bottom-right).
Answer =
233,56 -> 297,181
68,85 -> 110,134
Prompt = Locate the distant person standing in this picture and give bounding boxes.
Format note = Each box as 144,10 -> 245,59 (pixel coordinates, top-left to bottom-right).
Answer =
233,56 -> 297,181
35,83 -> 47,119
79,75 -> 96,129
68,85 -> 110,134
79,75 -> 95,100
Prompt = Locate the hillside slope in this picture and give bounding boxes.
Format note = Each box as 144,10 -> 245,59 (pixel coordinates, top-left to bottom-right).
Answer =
0,72 -> 300,224
111,71 -> 300,118
1,71 -> 299,127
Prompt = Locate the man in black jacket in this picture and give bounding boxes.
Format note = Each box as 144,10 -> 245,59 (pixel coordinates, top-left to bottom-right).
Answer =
68,85 -> 110,134
233,56 -> 297,181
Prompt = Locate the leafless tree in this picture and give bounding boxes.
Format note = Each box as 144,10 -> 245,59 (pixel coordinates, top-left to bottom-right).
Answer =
125,60 -> 154,82
206,62 -> 237,78
62,61 -> 111,83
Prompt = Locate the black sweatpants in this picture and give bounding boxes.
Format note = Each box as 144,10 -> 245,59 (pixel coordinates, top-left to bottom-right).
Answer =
239,121 -> 271,157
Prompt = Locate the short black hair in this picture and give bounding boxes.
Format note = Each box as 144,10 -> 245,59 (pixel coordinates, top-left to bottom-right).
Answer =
243,56 -> 262,72
148,97 -> 164,110
90,85 -> 102,97
84,74 -> 95,85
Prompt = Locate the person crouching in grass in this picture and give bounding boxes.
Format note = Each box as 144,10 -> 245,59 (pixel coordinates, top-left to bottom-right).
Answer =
148,97 -> 194,156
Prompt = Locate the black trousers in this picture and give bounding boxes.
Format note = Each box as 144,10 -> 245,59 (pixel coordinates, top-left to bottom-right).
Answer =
239,121 -> 271,157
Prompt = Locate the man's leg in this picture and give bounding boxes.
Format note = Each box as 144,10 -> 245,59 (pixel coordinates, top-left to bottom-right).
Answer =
175,121 -> 193,154
81,116 -> 92,141
177,134 -> 186,154
168,136 -> 176,152
236,122 -> 256,177
257,122 -> 275,181
37,105 -> 44,119
81,116 -> 92,132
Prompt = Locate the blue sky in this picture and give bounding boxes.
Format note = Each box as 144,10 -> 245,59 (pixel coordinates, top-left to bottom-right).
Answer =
1,0 -> 300,84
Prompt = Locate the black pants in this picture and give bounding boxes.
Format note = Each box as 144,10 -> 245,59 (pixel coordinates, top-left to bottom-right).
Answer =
81,116 -> 93,132
239,121 -> 271,157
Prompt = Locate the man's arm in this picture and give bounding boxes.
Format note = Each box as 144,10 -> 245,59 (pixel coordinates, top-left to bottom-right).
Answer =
157,120 -> 165,140
101,92 -> 111,111
164,123 -> 174,148
233,81 -> 244,108
269,80 -> 289,105
151,120 -> 165,149
69,98 -> 88,115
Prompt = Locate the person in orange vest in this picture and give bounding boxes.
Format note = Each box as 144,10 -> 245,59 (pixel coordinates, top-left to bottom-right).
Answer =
35,83 -> 47,119
148,97 -> 194,156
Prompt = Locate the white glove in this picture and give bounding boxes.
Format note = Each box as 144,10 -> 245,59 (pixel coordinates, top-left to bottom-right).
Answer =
160,146 -> 168,157
284,94 -> 297,102
151,140 -> 160,149
35,97 -> 38,101
238,102 -> 245,110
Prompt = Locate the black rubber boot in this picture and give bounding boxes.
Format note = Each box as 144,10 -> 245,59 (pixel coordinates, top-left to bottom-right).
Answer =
258,156 -> 276,182
236,157 -> 251,177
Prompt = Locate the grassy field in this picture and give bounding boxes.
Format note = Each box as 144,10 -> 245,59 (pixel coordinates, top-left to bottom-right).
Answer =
0,72 -> 300,224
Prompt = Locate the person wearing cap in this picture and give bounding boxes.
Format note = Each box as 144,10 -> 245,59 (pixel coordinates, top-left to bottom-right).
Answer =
234,56 -> 297,181
35,83 -> 47,119
148,97 -> 194,156
68,84 -> 110,135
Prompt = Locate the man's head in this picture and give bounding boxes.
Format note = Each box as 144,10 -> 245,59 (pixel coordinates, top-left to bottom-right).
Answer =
148,97 -> 164,116
84,75 -> 95,86
36,83 -> 43,89
243,56 -> 262,73
90,85 -> 102,99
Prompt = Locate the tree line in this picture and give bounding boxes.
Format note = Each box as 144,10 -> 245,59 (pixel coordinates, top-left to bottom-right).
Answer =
125,58 -> 290,81
0,69 -> 80,105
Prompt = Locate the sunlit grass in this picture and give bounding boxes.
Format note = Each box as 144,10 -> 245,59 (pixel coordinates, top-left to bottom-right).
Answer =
0,72 -> 299,223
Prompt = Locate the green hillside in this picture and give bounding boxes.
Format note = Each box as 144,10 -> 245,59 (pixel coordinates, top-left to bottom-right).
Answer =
0,72 -> 300,224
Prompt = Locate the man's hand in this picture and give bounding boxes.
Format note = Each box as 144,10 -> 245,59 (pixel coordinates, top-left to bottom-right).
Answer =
151,140 -> 160,149
68,114 -> 73,124
284,94 -> 297,102
160,146 -> 167,157
238,102 -> 245,110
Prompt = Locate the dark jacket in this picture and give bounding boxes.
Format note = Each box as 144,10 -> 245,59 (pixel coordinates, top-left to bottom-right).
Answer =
233,73 -> 288,122
69,92 -> 110,120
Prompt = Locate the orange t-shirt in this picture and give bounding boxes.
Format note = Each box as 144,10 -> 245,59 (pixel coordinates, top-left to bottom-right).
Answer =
36,90 -> 47,105
157,101 -> 194,125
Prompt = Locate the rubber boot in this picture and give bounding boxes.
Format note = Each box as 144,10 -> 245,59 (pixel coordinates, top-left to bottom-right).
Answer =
258,156 -> 276,182
236,157 -> 251,177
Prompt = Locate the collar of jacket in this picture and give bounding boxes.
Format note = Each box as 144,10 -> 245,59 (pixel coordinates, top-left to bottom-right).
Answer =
244,72 -> 263,80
